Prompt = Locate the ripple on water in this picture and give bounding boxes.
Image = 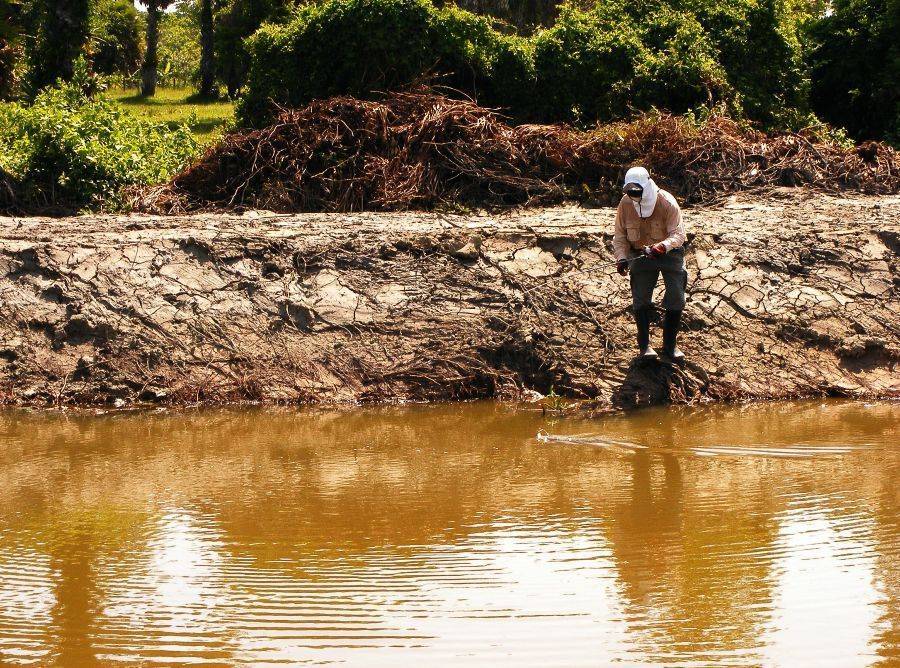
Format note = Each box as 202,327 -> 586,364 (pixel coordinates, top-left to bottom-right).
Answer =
0,400 -> 895,666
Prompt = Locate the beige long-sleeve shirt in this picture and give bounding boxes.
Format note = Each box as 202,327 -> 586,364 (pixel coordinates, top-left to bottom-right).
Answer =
612,189 -> 687,261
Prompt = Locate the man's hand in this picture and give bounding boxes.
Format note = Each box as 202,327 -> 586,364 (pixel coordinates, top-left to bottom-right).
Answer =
616,259 -> 629,276
647,243 -> 667,259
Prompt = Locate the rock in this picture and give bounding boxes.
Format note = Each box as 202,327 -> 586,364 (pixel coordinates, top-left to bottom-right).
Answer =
74,355 -> 95,380
451,241 -> 480,263
836,335 -> 887,359
0,336 -> 22,361
139,387 -> 168,401
278,298 -> 314,331
500,246 -> 559,278
537,235 -> 579,259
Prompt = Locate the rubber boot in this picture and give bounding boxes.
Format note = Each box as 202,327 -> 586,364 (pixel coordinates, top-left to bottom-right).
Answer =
663,309 -> 685,360
634,307 -> 657,359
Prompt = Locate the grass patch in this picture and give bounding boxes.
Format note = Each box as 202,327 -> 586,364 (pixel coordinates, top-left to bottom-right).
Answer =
107,87 -> 234,143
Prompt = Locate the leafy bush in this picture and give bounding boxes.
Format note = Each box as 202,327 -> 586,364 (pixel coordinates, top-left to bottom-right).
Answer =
532,2 -> 729,123
90,0 -> 142,77
237,0 -> 812,129
806,0 -> 900,142
156,4 -> 201,88
0,39 -> 17,100
0,0 -> 23,99
0,77 -> 199,210
236,0 -> 533,126
689,0 -> 807,124
22,0 -> 91,97
214,0 -> 294,98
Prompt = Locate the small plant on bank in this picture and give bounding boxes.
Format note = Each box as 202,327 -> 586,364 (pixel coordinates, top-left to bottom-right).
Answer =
543,386 -> 573,414
0,61 -> 199,212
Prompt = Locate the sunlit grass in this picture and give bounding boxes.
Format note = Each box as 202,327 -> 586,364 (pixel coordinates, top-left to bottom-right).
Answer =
107,87 -> 235,144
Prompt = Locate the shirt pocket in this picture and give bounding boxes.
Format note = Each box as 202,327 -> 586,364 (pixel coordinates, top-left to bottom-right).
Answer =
651,219 -> 667,239
626,222 -> 641,242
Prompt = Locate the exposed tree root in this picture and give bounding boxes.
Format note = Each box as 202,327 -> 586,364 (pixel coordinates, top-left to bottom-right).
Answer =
1,191 -> 898,408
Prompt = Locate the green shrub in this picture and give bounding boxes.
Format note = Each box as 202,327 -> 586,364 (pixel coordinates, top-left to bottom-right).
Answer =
156,4 -> 201,88
236,0 -> 533,126
689,0 -> 806,123
0,77 -> 199,210
235,0 -> 815,132
214,0 -> 294,98
90,0 -> 143,77
22,0 -> 91,97
529,5 -> 641,122
1,0 -> 23,99
0,39 -> 17,100
532,2 -> 729,123
806,0 -> 900,142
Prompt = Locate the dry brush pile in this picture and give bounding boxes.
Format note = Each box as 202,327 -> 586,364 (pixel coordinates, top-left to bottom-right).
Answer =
134,89 -> 900,214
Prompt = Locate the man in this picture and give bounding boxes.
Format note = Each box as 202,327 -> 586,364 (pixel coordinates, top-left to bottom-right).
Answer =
613,166 -> 688,360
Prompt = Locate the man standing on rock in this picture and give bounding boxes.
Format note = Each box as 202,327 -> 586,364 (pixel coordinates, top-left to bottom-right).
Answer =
613,166 -> 688,360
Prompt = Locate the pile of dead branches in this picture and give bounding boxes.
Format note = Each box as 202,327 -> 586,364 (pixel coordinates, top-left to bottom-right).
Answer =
582,114 -> 900,204
134,89 -> 900,213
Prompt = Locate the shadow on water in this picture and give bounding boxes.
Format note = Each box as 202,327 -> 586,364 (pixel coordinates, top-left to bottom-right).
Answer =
611,357 -> 711,409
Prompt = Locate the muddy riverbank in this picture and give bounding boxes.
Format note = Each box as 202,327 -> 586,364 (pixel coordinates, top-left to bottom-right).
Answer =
0,189 -> 897,408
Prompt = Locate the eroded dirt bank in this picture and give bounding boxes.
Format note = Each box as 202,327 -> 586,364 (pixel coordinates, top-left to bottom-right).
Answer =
1,190 -> 897,409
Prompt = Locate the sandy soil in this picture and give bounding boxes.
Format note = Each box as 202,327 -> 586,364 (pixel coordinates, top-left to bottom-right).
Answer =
1,188 -> 897,409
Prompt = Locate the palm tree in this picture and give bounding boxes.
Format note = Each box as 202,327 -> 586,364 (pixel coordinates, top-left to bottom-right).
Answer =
138,0 -> 176,97
22,0 -> 90,96
198,0 -> 216,97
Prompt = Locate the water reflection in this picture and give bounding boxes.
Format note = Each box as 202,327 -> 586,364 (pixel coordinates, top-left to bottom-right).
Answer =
0,401 -> 896,666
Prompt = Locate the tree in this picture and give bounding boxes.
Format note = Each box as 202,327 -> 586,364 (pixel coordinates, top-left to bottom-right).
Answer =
214,0 -> 292,98
0,0 -> 23,99
22,0 -> 91,97
198,0 -> 216,96
807,0 -> 900,142
137,0 -> 177,96
90,0 -> 143,77
157,3 -> 201,87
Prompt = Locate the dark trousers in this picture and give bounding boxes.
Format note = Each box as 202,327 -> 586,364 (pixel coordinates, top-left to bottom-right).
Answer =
629,248 -> 687,311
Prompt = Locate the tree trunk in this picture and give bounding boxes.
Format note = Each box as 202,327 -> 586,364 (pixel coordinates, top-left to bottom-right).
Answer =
24,0 -> 90,96
57,0 -> 90,81
199,0 -> 216,97
140,0 -> 159,97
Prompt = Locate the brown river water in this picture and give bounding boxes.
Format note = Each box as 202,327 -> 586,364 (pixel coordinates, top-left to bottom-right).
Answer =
0,400 -> 897,667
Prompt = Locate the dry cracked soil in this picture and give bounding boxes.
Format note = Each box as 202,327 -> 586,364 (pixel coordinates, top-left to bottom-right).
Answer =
0,188 -> 897,410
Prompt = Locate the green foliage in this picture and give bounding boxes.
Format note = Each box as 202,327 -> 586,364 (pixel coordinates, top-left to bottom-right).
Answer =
157,3 -> 202,87
0,73 -> 199,210
0,0 -> 23,42
236,0 -> 533,126
532,2 -> 729,123
236,0 -> 812,130
90,0 -> 143,76
22,0 -> 92,97
0,42 -> 16,100
453,0 -> 561,34
214,0 -> 293,98
0,0 -> 21,99
806,0 -> 900,142
687,0 -> 806,124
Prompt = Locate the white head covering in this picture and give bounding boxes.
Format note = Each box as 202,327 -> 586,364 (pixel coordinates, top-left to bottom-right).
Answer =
623,166 -> 659,218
